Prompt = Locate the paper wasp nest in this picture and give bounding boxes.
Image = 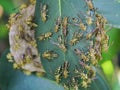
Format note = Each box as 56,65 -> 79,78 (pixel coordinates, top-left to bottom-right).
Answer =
7,3 -> 45,74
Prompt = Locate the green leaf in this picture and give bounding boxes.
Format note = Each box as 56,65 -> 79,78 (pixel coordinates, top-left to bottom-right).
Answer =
35,0 -> 111,89
94,0 -> 120,28
0,49 -> 64,90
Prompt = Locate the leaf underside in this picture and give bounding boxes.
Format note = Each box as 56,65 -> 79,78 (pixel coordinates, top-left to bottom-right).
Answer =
35,0 -> 111,90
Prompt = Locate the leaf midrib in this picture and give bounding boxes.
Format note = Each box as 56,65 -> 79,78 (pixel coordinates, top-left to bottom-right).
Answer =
58,0 -> 62,16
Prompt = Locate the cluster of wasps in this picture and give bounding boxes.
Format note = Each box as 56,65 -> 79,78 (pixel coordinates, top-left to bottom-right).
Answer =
38,0 -> 109,89
6,0 -> 110,89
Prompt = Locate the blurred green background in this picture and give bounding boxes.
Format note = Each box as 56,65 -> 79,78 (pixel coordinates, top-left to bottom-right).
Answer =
0,0 -> 120,90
